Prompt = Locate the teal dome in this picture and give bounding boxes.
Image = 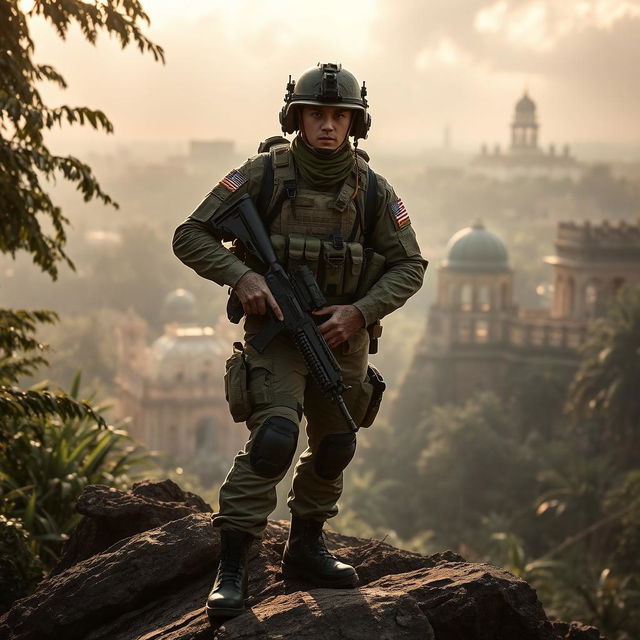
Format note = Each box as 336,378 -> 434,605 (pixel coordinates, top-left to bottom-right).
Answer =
443,222 -> 509,272
163,288 -> 196,322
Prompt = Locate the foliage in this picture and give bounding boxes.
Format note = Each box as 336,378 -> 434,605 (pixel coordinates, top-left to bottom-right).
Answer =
1,0 -> 164,279
0,374 -> 152,610
1,307 -> 105,429
567,286 -> 640,464
0,1 -> 164,611
341,287 -> 640,638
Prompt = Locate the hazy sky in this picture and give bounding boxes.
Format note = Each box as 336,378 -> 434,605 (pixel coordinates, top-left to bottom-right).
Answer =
30,0 -> 640,155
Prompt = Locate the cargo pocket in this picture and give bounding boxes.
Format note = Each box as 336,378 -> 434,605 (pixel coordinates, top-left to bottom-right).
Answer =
246,357 -> 274,409
224,342 -> 251,423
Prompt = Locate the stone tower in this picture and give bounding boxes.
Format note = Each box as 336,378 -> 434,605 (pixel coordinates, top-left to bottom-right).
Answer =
511,92 -> 539,153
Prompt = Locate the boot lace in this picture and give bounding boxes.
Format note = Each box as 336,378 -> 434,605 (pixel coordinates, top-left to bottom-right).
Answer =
309,531 -> 335,560
217,553 -> 244,589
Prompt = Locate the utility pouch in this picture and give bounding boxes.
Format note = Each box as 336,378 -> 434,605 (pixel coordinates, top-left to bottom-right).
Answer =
224,342 -> 251,423
367,320 -> 383,355
287,234 -> 306,274
270,234 -> 286,264
321,240 -> 347,298
355,249 -> 386,299
359,364 -> 386,429
343,243 -> 364,297
304,237 -> 322,280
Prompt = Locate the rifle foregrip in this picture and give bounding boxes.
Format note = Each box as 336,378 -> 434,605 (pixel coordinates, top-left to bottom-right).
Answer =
293,330 -> 332,393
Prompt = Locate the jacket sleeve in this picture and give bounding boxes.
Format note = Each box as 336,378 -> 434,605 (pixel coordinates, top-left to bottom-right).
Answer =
172,156 -> 264,288
352,174 -> 428,326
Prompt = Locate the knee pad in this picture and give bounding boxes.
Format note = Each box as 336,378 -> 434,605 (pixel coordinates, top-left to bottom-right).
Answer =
250,416 -> 299,478
314,433 -> 357,480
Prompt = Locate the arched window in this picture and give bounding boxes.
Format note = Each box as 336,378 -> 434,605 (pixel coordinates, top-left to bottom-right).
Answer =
475,320 -> 489,343
460,284 -> 472,312
458,318 -> 472,343
566,277 -> 575,316
478,286 -> 490,312
585,282 -> 598,317
500,282 -> 509,310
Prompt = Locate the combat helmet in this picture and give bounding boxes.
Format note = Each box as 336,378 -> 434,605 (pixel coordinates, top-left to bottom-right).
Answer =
279,63 -> 371,140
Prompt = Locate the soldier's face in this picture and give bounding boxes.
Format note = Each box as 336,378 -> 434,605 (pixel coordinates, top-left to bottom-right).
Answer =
300,106 -> 353,151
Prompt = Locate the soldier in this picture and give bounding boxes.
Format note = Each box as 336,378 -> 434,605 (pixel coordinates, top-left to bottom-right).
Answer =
172,62 -> 427,621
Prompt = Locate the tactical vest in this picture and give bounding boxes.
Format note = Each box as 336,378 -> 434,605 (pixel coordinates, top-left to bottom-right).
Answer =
253,144 -> 373,305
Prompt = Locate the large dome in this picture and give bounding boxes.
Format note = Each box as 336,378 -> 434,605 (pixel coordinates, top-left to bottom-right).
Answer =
163,288 -> 196,323
443,221 -> 509,272
150,326 -> 226,386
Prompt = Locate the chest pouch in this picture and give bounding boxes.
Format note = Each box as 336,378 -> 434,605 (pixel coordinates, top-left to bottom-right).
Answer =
343,243 -> 364,297
321,240 -> 347,298
270,234 -> 286,264
287,234 -> 306,274
304,237 -> 322,280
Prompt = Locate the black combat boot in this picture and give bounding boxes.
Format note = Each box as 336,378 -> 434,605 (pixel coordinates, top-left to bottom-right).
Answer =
206,528 -> 254,622
281,515 -> 359,587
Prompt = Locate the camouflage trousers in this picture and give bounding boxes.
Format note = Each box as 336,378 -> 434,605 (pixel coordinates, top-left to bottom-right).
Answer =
211,323 -> 373,539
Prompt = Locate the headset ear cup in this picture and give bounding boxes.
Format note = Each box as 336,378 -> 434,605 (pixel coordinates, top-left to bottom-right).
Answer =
279,106 -> 287,133
280,105 -> 297,134
352,111 -> 371,140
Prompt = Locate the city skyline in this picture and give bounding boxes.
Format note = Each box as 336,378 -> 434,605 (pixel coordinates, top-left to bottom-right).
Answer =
28,0 -> 640,156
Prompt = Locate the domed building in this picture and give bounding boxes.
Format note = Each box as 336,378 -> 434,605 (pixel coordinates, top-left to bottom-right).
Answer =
409,221 -> 518,404
115,289 -> 245,473
470,91 -> 582,182
396,217 -> 640,410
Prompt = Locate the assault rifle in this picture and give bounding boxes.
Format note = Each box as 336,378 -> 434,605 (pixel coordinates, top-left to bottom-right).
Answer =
210,193 -> 358,432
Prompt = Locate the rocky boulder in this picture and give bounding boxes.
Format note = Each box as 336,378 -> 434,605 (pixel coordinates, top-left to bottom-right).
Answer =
0,481 -> 605,640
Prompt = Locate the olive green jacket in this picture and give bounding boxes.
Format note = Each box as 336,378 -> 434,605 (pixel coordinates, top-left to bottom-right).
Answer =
172,151 -> 427,326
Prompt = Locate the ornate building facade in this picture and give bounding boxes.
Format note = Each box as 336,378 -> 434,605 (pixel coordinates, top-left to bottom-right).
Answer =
399,219 -> 640,409
115,289 -> 245,471
469,92 -> 582,182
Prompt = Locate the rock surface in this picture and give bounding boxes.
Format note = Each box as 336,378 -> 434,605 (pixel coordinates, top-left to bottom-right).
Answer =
0,481 -> 605,640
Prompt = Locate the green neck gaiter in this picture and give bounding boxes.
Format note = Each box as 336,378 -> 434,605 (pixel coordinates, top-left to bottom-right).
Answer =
290,135 -> 355,189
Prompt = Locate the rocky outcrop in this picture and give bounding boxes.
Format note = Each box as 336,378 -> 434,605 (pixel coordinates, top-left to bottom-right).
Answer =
51,479 -> 212,574
0,481 -> 605,640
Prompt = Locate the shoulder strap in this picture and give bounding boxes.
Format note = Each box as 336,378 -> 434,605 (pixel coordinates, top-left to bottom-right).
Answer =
257,153 -> 274,217
347,163 -> 378,244
365,168 -> 378,243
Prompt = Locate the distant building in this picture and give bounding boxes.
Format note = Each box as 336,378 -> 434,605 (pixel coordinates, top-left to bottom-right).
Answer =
115,289 -> 244,469
469,92 -> 582,182
398,218 -> 640,410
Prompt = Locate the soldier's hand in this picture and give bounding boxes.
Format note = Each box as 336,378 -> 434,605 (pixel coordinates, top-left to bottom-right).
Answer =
313,304 -> 365,349
234,272 -> 284,320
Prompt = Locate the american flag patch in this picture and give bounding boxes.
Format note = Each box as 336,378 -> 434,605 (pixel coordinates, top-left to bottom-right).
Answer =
390,199 -> 410,228
219,169 -> 247,192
